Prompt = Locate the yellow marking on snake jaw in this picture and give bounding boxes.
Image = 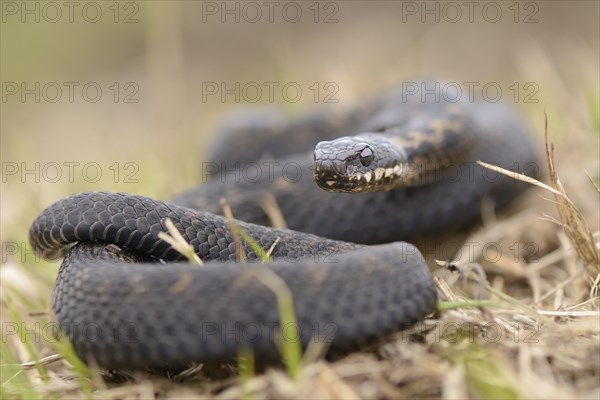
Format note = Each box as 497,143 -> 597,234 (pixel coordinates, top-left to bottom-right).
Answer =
374,168 -> 385,180
169,272 -> 194,294
393,165 -> 402,175
384,168 -> 394,178
364,172 -> 372,182
326,180 -> 335,186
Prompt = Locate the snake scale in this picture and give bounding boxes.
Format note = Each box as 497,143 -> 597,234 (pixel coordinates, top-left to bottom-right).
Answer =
29,82 -> 539,370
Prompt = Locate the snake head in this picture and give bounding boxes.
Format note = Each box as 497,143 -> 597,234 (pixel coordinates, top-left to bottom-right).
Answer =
314,134 -> 407,193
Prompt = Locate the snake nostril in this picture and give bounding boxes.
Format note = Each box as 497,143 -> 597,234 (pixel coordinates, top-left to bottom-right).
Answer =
332,161 -> 347,176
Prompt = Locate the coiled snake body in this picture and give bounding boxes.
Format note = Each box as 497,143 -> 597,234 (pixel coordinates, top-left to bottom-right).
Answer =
30,83 -> 538,369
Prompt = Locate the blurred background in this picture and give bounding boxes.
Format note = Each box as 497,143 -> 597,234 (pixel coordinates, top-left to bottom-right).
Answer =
1,0 -> 598,246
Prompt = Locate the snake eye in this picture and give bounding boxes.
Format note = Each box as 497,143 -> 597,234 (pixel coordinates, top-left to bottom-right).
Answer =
359,147 -> 374,167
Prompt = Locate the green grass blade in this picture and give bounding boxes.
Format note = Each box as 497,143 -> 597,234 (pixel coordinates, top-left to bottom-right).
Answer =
233,223 -> 302,379
0,339 -> 41,400
459,347 -> 521,400
51,337 -> 93,399
5,292 -> 48,384
437,300 -> 498,312
237,228 -> 272,263
238,347 -> 255,400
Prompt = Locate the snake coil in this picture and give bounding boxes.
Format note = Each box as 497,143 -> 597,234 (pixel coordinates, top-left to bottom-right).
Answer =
30,82 -> 538,369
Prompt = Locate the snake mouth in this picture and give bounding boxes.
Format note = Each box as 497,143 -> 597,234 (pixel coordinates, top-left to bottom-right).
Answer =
314,161 -> 404,193
315,177 -> 361,192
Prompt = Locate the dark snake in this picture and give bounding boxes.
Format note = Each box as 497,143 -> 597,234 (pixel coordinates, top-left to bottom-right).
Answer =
29,82 -> 539,370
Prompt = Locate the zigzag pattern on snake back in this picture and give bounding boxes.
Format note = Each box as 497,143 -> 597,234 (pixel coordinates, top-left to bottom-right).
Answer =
29,81 -> 539,370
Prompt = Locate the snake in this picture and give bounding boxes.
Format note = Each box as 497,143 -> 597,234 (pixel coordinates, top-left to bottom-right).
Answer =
29,82 -> 539,370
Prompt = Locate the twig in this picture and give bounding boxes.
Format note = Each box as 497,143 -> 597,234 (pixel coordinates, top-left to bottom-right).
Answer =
1,354 -> 63,370
221,197 -> 246,263
157,218 -> 203,265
